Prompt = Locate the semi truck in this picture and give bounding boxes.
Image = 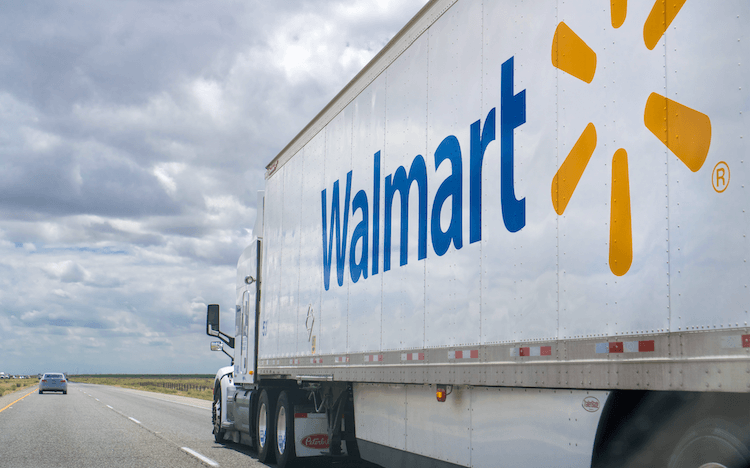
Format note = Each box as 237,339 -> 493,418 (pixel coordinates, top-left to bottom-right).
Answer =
205,0 -> 750,466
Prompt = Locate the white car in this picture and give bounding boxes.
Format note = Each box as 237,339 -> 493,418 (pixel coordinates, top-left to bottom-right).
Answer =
39,373 -> 67,394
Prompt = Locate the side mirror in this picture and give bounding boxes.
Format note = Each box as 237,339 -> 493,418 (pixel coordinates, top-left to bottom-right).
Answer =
205,304 -> 235,349
207,304 -> 220,336
210,340 -> 233,363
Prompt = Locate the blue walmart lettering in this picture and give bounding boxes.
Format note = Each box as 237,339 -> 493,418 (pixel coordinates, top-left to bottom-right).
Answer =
321,57 -> 526,290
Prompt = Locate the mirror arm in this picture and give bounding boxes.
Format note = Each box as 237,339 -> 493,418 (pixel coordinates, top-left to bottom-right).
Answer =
218,332 -> 235,349
206,304 -> 235,349
222,347 -> 234,365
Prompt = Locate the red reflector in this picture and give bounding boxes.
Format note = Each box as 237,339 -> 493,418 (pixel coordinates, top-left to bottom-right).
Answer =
294,413 -> 308,419
639,340 -> 655,352
455,350 -> 463,359
470,350 -> 479,359
519,347 -> 530,356
609,342 -> 624,353
742,335 -> 750,348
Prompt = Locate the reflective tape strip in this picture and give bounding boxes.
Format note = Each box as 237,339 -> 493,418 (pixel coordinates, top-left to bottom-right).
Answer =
722,336 -> 742,348
624,341 -> 639,353
310,358 -> 323,364
363,354 -> 383,362
288,359 -> 300,365
721,335 -> 750,349
510,346 -> 552,357
334,356 -> 349,363
448,350 -> 479,359
401,353 -> 424,361
639,340 -> 655,352
596,340 -> 654,353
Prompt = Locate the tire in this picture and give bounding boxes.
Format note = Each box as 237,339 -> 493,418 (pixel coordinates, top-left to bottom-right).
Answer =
668,419 -> 750,468
63,391 -> 67,395
257,389 -> 276,463
38,390 -> 42,394
212,384 -> 226,443
274,391 -> 297,468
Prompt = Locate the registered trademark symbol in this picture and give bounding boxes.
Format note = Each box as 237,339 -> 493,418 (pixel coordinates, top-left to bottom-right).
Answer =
712,161 -> 730,193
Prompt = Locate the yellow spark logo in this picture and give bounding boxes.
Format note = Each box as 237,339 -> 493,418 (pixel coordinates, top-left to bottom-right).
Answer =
550,0 -> 712,276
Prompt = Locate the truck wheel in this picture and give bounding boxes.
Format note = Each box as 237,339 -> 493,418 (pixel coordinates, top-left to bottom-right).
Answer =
668,419 -> 750,468
213,384 -> 226,443
257,389 -> 276,463
274,391 -> 297,468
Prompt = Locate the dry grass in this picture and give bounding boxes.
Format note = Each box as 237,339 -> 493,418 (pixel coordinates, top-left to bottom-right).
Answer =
72,375 -> 214,401
0,379 -> 38,397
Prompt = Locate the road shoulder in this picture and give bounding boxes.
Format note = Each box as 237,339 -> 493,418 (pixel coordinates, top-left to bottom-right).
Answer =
76,382 -> 212,410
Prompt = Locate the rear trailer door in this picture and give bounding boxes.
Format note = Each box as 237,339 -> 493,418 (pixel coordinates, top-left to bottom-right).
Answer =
235,238 -> 261,385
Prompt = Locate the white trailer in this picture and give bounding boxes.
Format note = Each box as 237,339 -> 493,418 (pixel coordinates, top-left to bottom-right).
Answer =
207,0 -> 750,466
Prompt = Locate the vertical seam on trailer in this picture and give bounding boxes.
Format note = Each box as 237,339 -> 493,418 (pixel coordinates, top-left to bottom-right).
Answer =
296,148 -> 304,358
478,0 -> 484,350
469,386 -> 475,467
279,165 -> 285,359
320,131 -> 326,356
424,24 -> 430,352
555,0 -> 561,344
350,98 -> 356,354
664,12 -> 673,340
381,68 -> 387,354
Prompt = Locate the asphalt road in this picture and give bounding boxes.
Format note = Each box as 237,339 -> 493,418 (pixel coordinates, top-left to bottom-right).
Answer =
0,382 -> 366,468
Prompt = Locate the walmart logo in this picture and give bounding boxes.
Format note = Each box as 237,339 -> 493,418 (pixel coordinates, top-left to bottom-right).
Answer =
550,0 -> 712,276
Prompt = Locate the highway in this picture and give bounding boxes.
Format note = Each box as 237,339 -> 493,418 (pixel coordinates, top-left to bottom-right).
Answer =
0,382 -> 364,468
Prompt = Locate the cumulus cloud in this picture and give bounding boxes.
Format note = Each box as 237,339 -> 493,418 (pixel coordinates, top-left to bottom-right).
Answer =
0,0 -> 429,374
43,260 -> 90,283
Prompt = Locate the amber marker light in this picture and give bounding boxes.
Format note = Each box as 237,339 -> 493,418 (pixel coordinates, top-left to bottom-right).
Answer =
436,385 -> 453,402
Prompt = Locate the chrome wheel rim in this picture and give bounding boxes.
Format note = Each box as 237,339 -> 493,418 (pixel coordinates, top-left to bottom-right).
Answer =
213,400 -> 221,432
258,403 -> 268,448
276,405 -> 287,454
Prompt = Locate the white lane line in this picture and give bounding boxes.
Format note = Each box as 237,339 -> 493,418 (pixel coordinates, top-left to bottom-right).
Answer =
181,447 -> 219,467
108,387 -> 210,411
128,417 -> 141,425
106,405 -> 113,409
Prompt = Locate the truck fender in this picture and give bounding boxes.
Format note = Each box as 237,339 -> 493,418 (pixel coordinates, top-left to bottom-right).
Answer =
214,366 -> 234,427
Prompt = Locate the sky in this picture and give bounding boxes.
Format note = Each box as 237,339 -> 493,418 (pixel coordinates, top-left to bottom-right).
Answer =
0,0 -> 429,375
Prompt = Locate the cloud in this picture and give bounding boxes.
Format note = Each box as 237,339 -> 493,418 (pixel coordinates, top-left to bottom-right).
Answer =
0,0 -> 429,374
43,260 -> 90,283
51,289 -> 73,299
